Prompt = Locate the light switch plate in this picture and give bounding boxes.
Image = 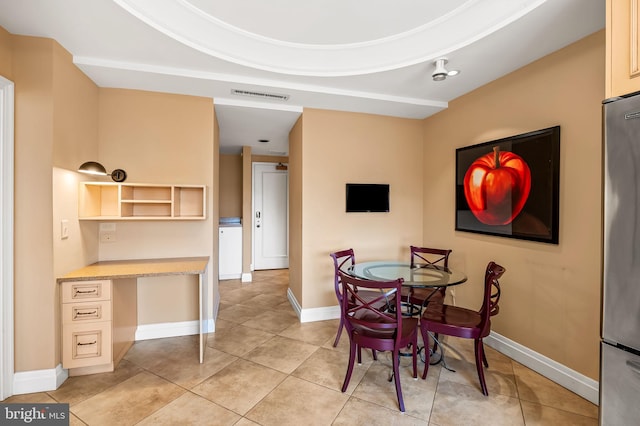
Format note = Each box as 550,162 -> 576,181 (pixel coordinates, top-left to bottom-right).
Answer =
61,220 -> 69,240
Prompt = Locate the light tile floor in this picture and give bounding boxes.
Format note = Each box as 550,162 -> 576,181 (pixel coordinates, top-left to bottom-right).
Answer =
4,269 -> 598,425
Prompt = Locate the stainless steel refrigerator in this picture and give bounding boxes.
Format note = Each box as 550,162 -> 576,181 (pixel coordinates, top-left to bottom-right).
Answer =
601,92 -> 640,425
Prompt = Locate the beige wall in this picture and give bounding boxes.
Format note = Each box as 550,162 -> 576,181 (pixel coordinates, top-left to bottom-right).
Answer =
5,35 -> 100,371
96,89 -> 215,325
51,41 -> 101,366
299,109 -> 424,308
421,31 -> 604,379
11,35 -> 56,372
219,154 -> 242,218
289,116 -> 303,302
0,26 -> 12,78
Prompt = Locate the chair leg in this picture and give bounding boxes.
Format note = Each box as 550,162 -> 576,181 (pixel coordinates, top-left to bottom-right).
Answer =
420,326 -> 431,379
341,339 -> 357,392
333,317 -> 344,347
392,349 -> 405,412
474,339 -> 488,396
372,349 -> 378,361
482,341 -> 489,368
412,337 -> 418,379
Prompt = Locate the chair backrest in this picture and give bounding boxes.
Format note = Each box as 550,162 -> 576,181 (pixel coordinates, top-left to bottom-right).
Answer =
330,249 -> 355,303
410,246 -> 452,269
478,261 -> 506,332
338,271 -> 404,346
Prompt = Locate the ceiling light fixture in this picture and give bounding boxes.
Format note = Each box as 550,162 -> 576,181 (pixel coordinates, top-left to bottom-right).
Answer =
78,161 -> 127,182
432,58 -> 459,82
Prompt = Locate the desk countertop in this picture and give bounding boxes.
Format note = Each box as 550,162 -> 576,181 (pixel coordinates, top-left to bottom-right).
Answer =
58,256 -> 210,282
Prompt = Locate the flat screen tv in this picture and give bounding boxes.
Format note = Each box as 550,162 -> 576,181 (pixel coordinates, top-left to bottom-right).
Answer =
346,183 -> 389,212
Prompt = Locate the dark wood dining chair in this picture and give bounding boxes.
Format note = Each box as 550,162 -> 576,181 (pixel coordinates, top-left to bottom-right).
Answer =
338,271 -> 418,412
330,249 -> 357,347
402,246 -> 453,310
330,249 -> 385,349
419,261 -> 505,396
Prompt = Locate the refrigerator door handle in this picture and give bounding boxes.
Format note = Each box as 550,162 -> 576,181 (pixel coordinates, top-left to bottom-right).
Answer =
626,360 -> 640,376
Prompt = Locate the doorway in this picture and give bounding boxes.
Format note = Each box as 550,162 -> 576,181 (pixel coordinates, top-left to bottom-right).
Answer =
0,76 -> 15,400
252,162 -> 289,270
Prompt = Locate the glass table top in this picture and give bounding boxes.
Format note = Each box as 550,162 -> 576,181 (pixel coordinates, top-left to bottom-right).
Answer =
347,261 -> 467,288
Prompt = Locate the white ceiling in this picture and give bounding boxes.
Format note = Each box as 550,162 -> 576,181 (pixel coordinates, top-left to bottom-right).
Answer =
0,0 -> 604,155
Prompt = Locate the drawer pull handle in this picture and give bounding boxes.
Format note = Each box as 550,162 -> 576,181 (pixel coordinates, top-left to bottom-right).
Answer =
74,310 -> 98,318
77,341 -> 97,346
75,289 -> 97,295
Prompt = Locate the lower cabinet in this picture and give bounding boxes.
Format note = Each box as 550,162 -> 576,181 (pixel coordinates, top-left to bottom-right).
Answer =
61,280 -> 113,374
219,226 -> 242,280
62,322 -> 112,368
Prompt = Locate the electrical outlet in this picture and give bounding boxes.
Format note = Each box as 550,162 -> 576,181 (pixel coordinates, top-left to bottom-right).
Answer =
60,220 -> 69,240
100,232 -> 116,243
99,223 -> 116,243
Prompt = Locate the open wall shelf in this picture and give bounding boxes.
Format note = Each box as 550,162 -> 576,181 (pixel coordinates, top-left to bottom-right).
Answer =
79,182 -> 206,220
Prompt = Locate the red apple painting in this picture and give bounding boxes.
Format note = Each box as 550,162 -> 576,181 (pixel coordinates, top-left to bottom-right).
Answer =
456,126 -> 559,244
463,146 -> 531,225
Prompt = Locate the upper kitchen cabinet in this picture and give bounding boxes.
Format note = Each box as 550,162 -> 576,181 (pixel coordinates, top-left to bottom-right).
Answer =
607,0 -> 640,98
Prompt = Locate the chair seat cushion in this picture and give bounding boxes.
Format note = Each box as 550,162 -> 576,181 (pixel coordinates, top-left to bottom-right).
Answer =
421,304 -> 489,339
351,312 -> 418,341
401,287 -> 444,306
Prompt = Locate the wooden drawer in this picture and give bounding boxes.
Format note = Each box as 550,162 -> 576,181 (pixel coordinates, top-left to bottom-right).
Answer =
61,280 -> 111,303
62,300 -> 111,325
62,321 -> 112,369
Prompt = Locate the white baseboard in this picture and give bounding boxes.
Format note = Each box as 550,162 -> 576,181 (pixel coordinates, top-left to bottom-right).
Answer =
286,288 -> 302,319
219,274 -> 241,280
285,295 -> 599,404
135,320 -> 199,340
287,288 -> 340,323
241,272 -> 252,282
12,319 -> 217,396
301,305 -> 340,323
12,315 -> 598,405
485,332 -> 599,405
13,364 -> 67,395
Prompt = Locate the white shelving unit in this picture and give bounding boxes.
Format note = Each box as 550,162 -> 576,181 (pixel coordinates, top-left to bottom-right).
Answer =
79,182 -> 206,220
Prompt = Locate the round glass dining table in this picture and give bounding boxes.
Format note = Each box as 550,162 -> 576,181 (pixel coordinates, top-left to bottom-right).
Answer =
345,261 -> 467,369
346,261 -> 467,290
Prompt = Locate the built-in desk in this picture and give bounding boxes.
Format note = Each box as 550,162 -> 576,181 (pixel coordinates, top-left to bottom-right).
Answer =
58,257 -> 209,376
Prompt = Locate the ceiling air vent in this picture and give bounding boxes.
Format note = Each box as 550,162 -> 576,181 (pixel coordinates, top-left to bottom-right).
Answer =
231,89 -> 290,101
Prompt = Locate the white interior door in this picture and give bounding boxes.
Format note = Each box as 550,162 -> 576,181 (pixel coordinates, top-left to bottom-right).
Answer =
253,163 -> 288,270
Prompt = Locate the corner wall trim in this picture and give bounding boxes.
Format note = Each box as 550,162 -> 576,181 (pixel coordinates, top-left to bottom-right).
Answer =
485,332 -> 599,405
241,272 -> 252,282
286,288 -> 302,319
211,290 -> 221,332
13,364 -> 67,395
